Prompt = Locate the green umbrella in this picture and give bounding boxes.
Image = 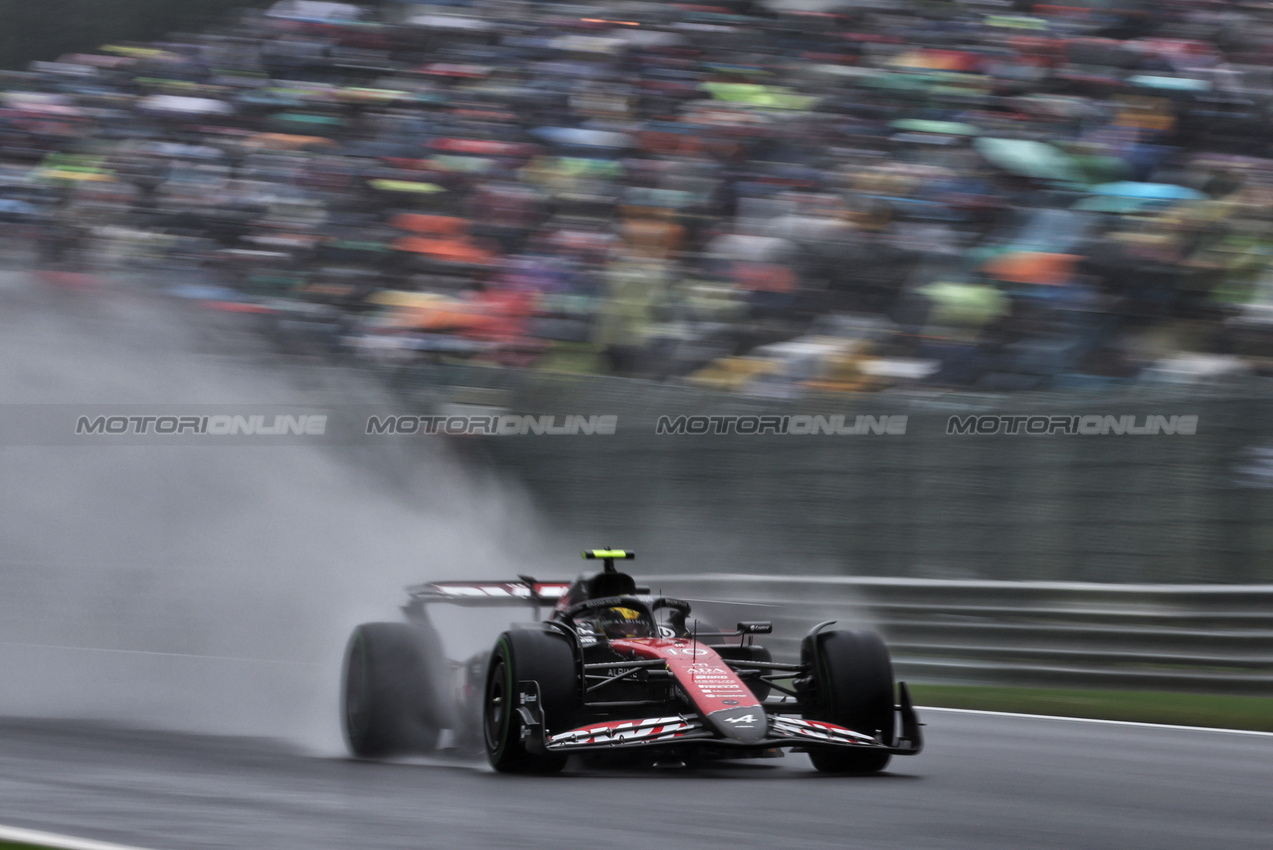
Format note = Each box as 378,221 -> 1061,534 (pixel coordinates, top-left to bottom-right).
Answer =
1072,154 -> 1130,185
431,155 -> 497,174
700,82 -> 816,110
368,179 -> 445,194
273,112 -> 347,126
891,119 -> 979,136
975,138 -> 1086,183
862,73 -> 937,93
985,15 -> 1049,29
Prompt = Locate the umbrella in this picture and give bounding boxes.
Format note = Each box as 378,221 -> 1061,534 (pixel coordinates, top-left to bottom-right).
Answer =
390,213 -> 467,235
61,53 -> 132,69
981,251 -> 1079,286
549,157 -> 624,178
1006,94 -> 1102,119
271,112 -> 346,126
550,35 -> 627,53
392,236 -> 493,264
700,82 -> 817,109
886,49 -> 979,72
530,127 -> 634,148
368,179 -> 445,194
1070,195 -> 1163,213
1072,154 -> 1129,185
891,133 -> 963,147
404,15 -> 494,31
99,44 -> 180,60
611,28 -> 685,48
417,63 -> 490,78
336,87 -> 410,104
36,168 -> 115,183
974,138 -> 1085,183
266,1 -> 362,22
1129,75 -> 1211,92
134,141 -> 224,159
0,199 -> 39,219
167,283 -> 243,300
368,290 -> 449,308
237,90 -> 307,108
138,95 -> 234,115
429,155 -> 497,174
2,92 -> 84,116
1091,182 -> 1207,201
985,15 -> 1049,29
367,290 -> 494,330
246,133 -> 337,150
861,72 -> 934,94
890,119 -> 978,135
432,139 -> 531,156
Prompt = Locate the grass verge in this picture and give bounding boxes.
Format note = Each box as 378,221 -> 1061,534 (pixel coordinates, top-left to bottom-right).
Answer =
908,684 -> 1273,732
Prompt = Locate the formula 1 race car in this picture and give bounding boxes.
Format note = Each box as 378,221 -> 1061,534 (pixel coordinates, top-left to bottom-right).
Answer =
341,550 -> 922,773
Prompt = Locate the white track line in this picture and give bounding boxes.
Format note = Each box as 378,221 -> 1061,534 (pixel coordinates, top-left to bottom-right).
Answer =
0,825 -> 160,850
918,705 -> 1273,738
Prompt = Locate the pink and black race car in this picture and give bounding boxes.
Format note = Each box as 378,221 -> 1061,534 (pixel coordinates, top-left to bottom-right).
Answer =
341,550 -> 923,774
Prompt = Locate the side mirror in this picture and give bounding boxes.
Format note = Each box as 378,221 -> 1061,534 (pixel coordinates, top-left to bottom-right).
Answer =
737,621 -> 773,634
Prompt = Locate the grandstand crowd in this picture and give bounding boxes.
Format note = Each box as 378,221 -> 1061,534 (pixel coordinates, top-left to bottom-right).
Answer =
4,0 -> 1273,390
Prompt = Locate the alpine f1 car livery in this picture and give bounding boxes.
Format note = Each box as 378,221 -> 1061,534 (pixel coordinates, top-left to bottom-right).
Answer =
341,550 -> 923,773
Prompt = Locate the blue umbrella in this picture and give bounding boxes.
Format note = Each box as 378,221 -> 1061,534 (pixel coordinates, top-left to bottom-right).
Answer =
1091,182 -> 1206,201
1128,75 -> 1211,92
1071,195 -> 1162,213
0,199 -> 39,218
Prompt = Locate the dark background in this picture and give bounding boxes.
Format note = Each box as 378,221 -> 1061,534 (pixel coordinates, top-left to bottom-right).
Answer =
0,1 -> 277,69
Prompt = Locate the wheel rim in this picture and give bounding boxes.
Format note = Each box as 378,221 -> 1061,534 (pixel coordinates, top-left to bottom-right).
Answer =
485,656 -> 508,754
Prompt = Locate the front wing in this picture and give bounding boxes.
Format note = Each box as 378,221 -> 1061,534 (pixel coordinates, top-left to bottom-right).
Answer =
518,682 -> 924,757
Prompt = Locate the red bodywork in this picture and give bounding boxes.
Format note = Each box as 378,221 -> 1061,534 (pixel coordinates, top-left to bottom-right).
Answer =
546,637 -> 875,751
610,638 -> 761,715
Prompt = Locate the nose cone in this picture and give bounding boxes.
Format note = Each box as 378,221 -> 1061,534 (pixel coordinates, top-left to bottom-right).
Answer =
707,706 -> 768,743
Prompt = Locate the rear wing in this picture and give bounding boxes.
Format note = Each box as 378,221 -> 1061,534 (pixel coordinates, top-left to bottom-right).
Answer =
405,578 -> 572,608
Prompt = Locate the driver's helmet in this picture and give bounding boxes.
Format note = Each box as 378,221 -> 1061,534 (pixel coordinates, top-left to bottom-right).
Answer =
597,605 -> 653,639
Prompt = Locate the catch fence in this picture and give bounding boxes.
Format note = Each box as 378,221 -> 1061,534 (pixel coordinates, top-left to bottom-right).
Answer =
388,364 -> 1273,584
654,575 -> 1273,696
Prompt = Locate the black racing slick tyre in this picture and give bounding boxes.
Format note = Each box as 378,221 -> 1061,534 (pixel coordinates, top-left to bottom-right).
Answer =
484,629 -> 577,774
803,629 -> 895,774
342,622 -> 450,758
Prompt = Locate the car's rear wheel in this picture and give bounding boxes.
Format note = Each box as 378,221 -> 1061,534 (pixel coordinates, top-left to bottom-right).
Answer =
484,629 -> 577,774
342,622 -> 449,758
802,629 -> 895,774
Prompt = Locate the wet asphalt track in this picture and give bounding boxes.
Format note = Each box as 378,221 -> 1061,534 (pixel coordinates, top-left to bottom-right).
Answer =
1,711 -> 1270,850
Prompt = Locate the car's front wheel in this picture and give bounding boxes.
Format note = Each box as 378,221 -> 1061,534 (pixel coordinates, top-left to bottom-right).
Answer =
802,629 -> 895,774
484,629 -> 577,774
